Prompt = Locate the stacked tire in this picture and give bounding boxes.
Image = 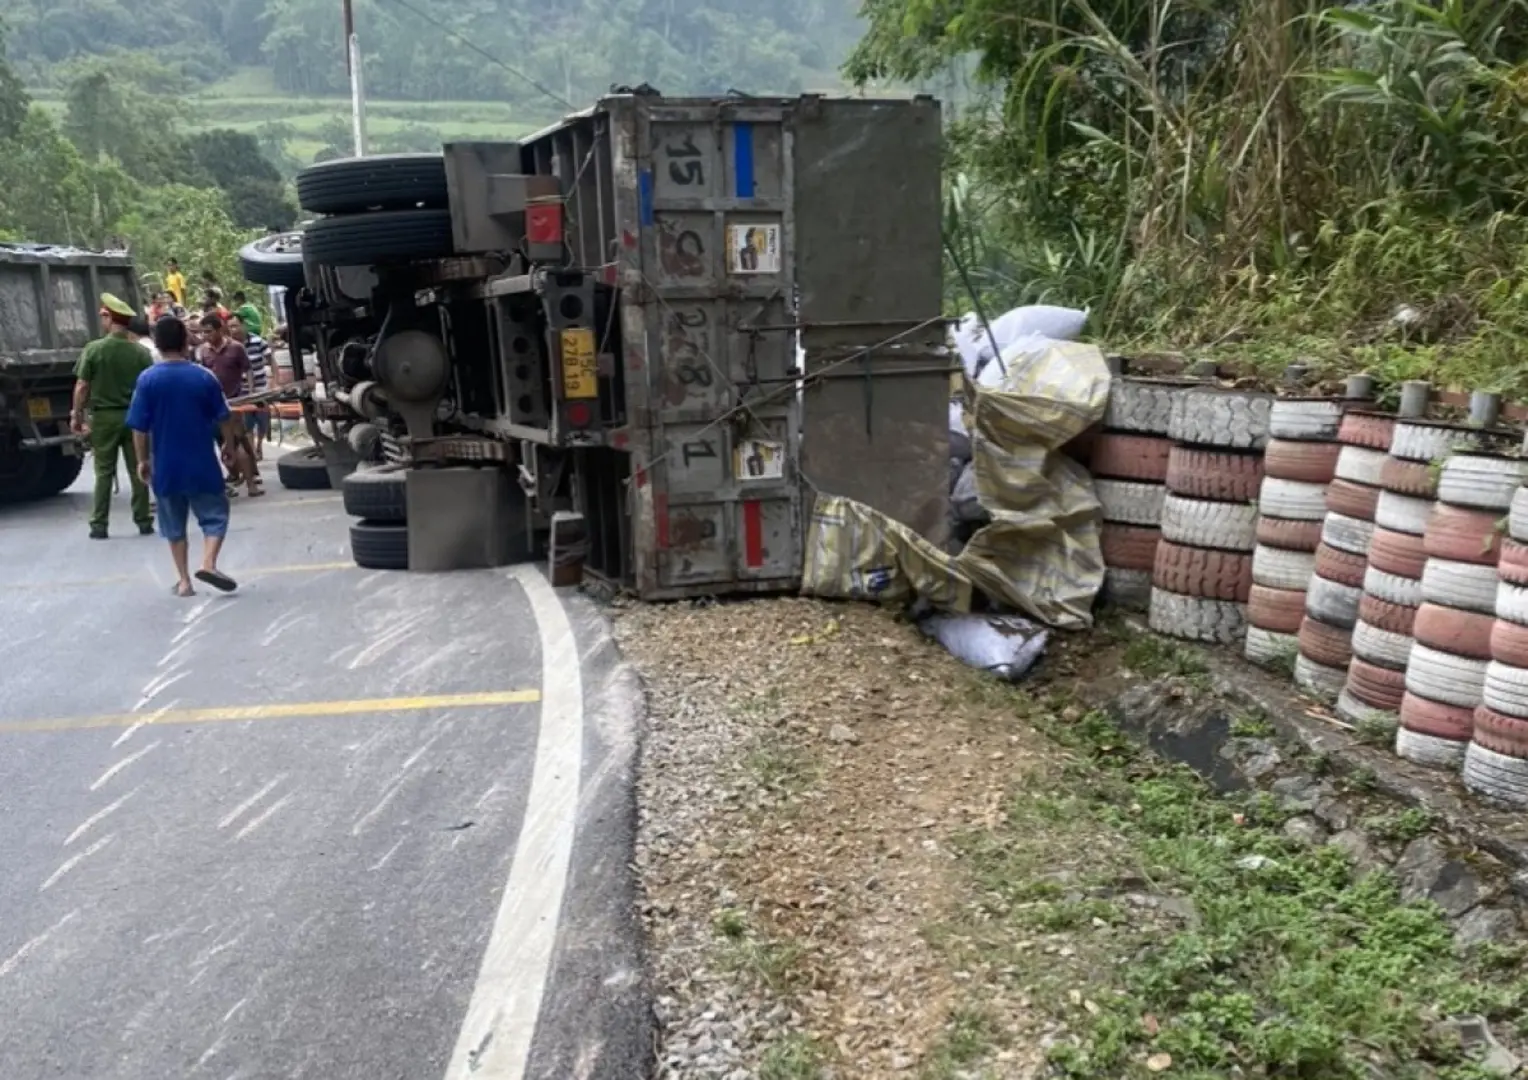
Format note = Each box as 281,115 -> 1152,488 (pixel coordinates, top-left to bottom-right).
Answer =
1334,413 -> 1420,730
1094,379 -> 1190,611
1397,447 -> 1524,767
1147,387 -> 1271,643
295,154 -> 455,269
342,466 -> 410,570
1467,477 -> 1528,801
1281,405 -> 1380,701
1245,399 -> 1344,671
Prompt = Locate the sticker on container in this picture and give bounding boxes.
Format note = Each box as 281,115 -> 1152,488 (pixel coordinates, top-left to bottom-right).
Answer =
726,224 -> 781,275
734,438 -> 785,481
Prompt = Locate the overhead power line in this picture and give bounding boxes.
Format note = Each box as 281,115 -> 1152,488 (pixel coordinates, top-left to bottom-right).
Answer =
370,0 -> 576,112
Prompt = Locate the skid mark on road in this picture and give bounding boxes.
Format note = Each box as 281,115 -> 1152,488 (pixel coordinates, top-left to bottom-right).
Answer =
65,788 -> 138,846
445,567 -> 583,1080
234,792 -> 295,840
90,742 -> 161,790
41,834 -> 115,891
218,776 -> 288,831
0,910 -> 79,979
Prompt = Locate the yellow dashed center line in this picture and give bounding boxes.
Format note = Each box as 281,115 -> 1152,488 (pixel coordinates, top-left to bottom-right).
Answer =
0,690 -> 542,735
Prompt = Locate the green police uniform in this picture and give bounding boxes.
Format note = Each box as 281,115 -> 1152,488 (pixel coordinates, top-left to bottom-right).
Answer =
76,331 -> 153,533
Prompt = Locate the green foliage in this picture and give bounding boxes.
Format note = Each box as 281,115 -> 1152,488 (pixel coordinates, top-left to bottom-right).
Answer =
854,0 -> 1528,389
115,185 -> 257,298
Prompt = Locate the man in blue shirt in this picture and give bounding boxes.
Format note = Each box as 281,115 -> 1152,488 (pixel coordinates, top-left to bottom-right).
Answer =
127,317 -> 241,597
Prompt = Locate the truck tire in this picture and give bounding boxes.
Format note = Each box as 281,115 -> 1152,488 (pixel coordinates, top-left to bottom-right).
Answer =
1167,387 -> 1273,449
239,233 -> 308,290
0,437 -> 47,503
277,447 -> 332,491
297,154 -> 449,215
350,520 -> 409,570
303,208 -> 454,267
35,449 -> 83,498
342,467 -> 407,523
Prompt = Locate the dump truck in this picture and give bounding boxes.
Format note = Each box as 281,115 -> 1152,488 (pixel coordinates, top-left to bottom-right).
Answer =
0,245 -> 140,503
240,91 -> 952,598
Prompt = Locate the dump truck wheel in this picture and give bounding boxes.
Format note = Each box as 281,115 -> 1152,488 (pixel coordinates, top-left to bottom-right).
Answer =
35,449 -> 83,497
342,467 -> 407,523
277,447 -> 331,491
303,209 -> 454,267
297,154 -> 448,215
350,520 -> 409,570
0,432 -> 47,503
239,233 -> 308,289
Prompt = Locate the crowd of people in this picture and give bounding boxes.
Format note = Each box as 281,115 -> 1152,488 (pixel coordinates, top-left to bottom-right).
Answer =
66,257 -> 289,596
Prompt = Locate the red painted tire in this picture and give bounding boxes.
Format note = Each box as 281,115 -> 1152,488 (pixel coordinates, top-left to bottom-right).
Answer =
1255,516 -> 1323,553
1299,616 -> 1353,669
1164,447 -> 1264,502
1368,528 -> 1428,580
1379,457 -> 1437,498
1100,523 -> 1161,571
1358,594 -> 1417,636
1264,440 -> 1341,483
1312,543 -> 1367,588
1471,704 -> 1528,757
1400,692 -> 1476,740
1248,584 -> 1305,633
1338,412 -> 1395,450
1412,603 -> 1495,661
1325,479 -> 1381,522
1423,503 -> 1504,566
1500,539 -> 1528,586
1348,657 -> 1407,710
1151,540 -> 1253,600
1491,619 -> 1528,668
1090,434 -> 1173,482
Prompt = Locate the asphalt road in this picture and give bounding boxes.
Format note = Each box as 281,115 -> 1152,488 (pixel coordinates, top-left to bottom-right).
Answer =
0,454 -> 648,1080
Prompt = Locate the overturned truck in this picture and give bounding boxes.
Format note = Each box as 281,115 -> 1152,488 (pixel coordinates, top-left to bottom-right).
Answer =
245,92 -> 951,598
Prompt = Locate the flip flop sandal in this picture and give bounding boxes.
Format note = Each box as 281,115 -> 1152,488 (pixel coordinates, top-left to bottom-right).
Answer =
195,569 -> 238,593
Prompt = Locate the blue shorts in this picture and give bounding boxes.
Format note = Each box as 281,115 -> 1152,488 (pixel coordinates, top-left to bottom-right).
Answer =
244,410 -> 270,437
158,491 -> 230,543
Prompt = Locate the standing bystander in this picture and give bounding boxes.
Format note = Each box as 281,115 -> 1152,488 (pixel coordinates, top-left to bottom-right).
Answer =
229,313 -> 271,461
196,313 -> 263,496
70,293 -> 153,539
128,316 -> 240,597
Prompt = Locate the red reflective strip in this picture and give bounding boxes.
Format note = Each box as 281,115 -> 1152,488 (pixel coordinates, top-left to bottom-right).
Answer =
655,493 -> 669,549
743,500 -> 763,568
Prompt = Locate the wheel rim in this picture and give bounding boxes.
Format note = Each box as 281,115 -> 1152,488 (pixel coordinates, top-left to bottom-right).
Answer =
249,232 -> 304,259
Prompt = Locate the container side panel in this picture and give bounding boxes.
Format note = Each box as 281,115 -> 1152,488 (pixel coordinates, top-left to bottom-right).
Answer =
0,267 -> 43,353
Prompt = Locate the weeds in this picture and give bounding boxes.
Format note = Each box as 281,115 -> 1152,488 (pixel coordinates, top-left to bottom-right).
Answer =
758,1033 -> 824,1080
1365,806 -> 1439,844
920,1007 -> 1002,1078
1122,636 -> 1210,686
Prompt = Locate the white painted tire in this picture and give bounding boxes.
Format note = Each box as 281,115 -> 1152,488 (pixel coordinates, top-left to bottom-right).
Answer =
1258,478 -> 1330,521
1321,512 -> 1375,556
1497,582 -> 1528,626
1101,567 -> 1152,611
1337,689 -> 1397,730
1420,558 -> 1499,615
1252,545 -> 1315,590
1351,621 -> 1414,669
1159,494 -> 1257,552
1374,491 -> 1433,535
1461,742 -> 1528,807
1395,726 -> 1468,769
1334,446 -> 1388,486
1404,644 -> 1488,708
1168,388 -> 1273,450
1390,421 -> 1464,464
1105,379 -> 1187,435
1482,661 -> 1528,720
1510,485 -> 1528,544
1268,398 -> 1342,442
1295,653 -> 1347,701
1096,479 -> 1166,526
1306,575 -> 1361,628
1363,567 -> 1423,608
1436,454 -> 1528,512
1148,588 -> 1246,644
1245,626 -> 1299,668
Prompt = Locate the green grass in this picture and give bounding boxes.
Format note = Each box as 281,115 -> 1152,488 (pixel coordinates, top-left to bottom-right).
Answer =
935,691 -> 1528,1080
759,1033 -> 826,1080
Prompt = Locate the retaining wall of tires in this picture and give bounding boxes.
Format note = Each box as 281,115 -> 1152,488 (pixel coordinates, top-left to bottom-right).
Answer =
1146,387 -> 1271,644
1465,482 -> 1528,805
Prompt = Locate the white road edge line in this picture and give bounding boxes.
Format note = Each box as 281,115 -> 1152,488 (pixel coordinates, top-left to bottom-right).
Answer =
443,565 -> 584,1080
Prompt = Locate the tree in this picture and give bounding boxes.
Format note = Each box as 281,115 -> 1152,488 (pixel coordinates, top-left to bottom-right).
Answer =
0,20 -> 30,141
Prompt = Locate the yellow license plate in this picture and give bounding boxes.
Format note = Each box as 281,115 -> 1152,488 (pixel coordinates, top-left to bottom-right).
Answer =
26,397 -> 51,420
560,328 -> 598,399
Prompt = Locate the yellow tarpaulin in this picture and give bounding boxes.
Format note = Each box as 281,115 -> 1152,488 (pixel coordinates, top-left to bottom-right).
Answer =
802,341 -> 1111,630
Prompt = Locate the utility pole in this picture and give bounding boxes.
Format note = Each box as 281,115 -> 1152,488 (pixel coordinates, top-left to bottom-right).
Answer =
343,0 -> 367,156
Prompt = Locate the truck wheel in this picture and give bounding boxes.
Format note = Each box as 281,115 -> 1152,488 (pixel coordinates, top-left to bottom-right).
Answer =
35,450 -> 83,497
276,447 -> 332,491
341,467 -> 407,523
302,209 -> 455,267
0,432 -> 47,503
239,233 -> 308,290
297,154 -> 448,215
350,520 -> 409,570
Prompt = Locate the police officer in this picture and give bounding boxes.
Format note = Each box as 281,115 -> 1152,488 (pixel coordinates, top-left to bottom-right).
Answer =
70,292 -> 154,539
